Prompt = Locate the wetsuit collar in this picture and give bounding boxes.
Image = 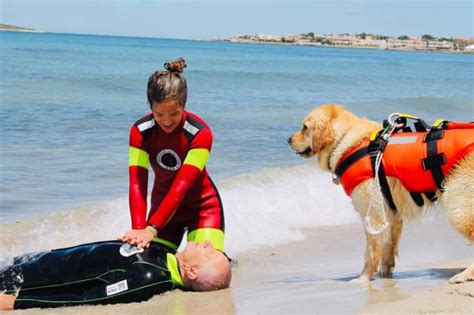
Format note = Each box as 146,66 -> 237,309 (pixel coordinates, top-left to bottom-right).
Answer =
166,253 -> 185,288
178,110 -> 188,130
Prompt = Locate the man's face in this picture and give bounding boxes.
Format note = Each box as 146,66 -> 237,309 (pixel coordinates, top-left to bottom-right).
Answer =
181,241 -> 219,266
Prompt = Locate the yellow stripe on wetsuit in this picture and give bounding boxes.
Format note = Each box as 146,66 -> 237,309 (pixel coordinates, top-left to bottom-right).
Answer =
129,147 -> 149,169
187,228 -> 224,251
183,148 -> 209,171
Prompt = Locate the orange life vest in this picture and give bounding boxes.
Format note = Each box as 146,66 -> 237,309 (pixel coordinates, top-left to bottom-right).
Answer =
335,122 -> 474,200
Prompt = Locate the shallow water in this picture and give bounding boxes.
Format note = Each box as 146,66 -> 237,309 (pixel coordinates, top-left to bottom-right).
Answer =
1,31 -> 473,223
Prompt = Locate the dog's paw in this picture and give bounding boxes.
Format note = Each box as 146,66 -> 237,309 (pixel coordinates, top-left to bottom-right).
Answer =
350,274 -> 371,284
449,266 -> 474,284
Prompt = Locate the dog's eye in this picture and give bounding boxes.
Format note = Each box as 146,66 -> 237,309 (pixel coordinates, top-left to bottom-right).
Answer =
302,124 -> 308,132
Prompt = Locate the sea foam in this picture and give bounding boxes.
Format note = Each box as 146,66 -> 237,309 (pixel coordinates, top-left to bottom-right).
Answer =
0,162 -> 358,261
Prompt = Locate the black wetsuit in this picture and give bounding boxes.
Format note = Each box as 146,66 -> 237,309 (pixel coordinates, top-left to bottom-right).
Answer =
0,241 -> 183,309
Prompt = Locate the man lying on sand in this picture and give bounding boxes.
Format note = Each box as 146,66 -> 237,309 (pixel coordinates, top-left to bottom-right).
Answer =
0,240 -> 231,310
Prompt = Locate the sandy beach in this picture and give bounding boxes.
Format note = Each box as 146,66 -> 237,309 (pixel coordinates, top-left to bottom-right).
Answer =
9,213 -> 472,315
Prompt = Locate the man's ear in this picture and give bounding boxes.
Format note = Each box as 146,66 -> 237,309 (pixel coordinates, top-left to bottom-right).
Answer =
184,266 -> 199,280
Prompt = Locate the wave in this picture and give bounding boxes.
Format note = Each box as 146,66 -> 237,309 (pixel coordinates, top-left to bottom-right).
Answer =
0,162 -> 357,263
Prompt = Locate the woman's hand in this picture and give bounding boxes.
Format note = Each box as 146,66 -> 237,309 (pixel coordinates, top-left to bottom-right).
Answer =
119,228 -> 156,249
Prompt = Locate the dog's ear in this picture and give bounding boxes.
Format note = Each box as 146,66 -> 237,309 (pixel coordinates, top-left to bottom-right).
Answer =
311,118 -> 335,153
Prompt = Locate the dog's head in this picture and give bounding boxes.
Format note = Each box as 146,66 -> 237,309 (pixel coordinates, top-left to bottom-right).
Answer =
288,104 -> 353,169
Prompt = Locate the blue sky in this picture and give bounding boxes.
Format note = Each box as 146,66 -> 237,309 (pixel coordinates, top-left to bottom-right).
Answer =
1,0 -> 472,39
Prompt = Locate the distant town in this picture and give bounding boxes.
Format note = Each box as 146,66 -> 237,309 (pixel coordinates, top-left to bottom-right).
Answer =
2,23 -> 473,53
216,32 -> 474,53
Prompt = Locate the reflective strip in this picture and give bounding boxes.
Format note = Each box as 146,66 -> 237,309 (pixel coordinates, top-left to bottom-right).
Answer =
183,148 -> 209,171
399,113 -> 419,120
433,119 -> 446,128
183,121 -> 199,135
187,228 -> 224,251
137,119 -> 155,132
370,131 -> 380,141
129,147 -> 150,169
388,135 -> 418,145
152,237 -> 178,250
166,253 -> 185,288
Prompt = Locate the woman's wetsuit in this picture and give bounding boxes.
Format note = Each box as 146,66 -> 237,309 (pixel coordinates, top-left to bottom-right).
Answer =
0,241 -> 184,309
129,110 -> 225,250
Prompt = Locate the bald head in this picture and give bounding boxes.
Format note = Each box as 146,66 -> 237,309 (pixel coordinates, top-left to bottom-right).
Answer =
189,250 -> 232,291
176,241 -> 232,292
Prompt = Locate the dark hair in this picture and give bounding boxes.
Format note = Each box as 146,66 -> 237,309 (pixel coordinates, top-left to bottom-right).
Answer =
147,57 -> 187,107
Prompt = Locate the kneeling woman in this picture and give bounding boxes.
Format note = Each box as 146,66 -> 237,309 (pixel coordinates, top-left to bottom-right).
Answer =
121,58 -> 225,252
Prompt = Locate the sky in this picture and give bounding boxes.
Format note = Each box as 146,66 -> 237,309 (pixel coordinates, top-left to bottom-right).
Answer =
0,0 -> 473,39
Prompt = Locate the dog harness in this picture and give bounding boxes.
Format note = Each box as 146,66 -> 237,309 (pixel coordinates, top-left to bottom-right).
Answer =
334,115 -> 474,211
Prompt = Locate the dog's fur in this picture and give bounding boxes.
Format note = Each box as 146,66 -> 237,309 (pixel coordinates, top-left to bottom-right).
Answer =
288,104 -> 474,283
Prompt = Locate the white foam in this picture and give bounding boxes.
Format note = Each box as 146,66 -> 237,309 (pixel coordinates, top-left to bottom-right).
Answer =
220,162 -> 357,255
0,162 -> 358,260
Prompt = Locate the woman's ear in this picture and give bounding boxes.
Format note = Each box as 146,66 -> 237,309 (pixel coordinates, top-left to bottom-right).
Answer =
311,119 -> 334,153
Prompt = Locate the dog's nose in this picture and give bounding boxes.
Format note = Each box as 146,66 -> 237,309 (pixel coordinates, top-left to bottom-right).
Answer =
287,137 -> 292,144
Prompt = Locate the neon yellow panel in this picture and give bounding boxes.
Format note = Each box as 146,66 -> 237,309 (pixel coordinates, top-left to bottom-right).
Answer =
152,237 -> 178,251
183,148 -> 210,171
187,228 -> 224,251
129,147 -> 149,169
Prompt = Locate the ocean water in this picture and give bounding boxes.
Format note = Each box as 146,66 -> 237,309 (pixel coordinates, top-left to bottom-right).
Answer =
0,31 -> 473,257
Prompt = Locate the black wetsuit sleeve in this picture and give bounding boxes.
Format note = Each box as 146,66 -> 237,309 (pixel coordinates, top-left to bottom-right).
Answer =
0,241 -> 176,309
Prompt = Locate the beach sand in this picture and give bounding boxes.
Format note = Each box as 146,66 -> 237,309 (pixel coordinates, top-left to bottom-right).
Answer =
10,214 -> 473,314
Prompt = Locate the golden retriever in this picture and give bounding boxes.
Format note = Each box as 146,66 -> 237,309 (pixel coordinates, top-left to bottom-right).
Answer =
288,104 -> 474,283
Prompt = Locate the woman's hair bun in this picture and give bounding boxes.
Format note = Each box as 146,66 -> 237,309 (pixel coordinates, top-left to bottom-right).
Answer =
164,57 -> 186,73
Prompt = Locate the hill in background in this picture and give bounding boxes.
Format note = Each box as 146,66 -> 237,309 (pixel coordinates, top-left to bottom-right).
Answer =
0,23 -> 39,32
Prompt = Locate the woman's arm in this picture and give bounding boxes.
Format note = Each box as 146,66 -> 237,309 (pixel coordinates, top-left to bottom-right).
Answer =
148,128 -> 213,230
128,125 -> 149,229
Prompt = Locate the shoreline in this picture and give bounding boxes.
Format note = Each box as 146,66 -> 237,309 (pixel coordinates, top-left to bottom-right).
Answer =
0,24 -> 41,33
0,29 -> 43,33
2,29 -> 471,54
213,38 -> 474,54
11,217 -> 473,314
360,258 -> 473,314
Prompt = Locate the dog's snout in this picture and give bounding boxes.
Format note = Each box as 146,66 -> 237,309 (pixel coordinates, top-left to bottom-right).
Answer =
287,136 -> 292,144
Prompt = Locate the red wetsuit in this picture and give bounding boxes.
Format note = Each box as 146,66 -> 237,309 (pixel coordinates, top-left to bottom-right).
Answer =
129,111 -> 224,249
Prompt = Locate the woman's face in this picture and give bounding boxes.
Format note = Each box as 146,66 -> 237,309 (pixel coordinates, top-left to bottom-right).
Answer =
151,99 -> 184,133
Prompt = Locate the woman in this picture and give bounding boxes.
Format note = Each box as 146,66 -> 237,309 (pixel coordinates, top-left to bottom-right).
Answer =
120,58 -> 225,252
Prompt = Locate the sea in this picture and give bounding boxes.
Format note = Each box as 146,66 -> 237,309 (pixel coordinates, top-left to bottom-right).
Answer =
0,31 -> 473,260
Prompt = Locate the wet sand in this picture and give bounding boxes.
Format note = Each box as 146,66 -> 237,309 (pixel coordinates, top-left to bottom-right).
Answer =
11,214 -> 473,314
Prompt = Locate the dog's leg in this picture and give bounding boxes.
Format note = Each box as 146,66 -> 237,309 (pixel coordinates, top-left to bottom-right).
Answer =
440,151 -> 474,283
449,264 -> 474,283
360,233 -> 384,281
352,181 -> 387,281
381,214 -> 403,277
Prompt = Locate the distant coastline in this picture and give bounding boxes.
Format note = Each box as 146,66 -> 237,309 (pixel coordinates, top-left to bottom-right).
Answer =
0,23 -> 41,33
2,24 -> 472,54
215,32 -> 474,54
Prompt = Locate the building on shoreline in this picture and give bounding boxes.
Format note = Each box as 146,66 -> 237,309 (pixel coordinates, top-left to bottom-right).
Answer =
216,33 -> 473,53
